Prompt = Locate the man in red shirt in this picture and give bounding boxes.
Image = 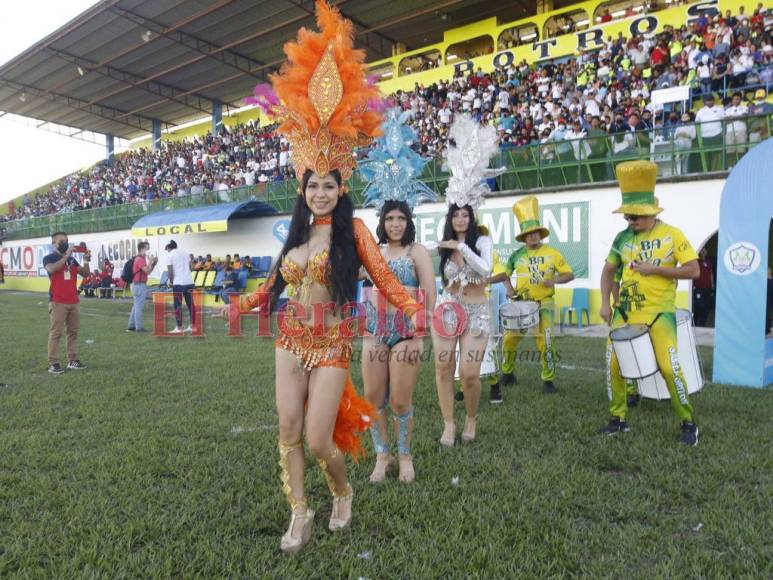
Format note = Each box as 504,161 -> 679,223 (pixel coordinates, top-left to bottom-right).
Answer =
692,247 -> 715,327
100,258 -> 114,298
43,231 -> 91,374
127,241 -> 158,332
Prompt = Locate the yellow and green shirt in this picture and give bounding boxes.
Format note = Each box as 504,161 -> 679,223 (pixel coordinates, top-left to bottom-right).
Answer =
506,244 -> 573,303
607,221 -> 698,315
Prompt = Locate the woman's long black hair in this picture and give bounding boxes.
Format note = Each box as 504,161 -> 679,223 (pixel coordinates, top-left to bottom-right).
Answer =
439,203 -> 480,286
376,200 -> 415,246
268,169 -> 360,309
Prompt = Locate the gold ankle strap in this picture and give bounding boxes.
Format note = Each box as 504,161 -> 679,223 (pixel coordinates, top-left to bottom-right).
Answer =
278,440 -> 307,511
317,446 -> 349,497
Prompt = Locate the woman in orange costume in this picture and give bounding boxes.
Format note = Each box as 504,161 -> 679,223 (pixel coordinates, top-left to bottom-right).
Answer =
237,1 -> 419,554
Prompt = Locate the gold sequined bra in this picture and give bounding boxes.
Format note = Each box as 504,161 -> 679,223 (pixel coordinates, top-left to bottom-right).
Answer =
279,250 -> 331,305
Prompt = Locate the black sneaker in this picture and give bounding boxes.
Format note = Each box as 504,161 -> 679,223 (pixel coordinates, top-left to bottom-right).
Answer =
627,394 -> 641,407
489,383 -> 503,405
48,363 -> 65,375
679,421 -> 699,446
543,381 -> 557,394
499,372 -> 516,387
455,390 -> 464,402
599,417 -> 631,436
67,360 -> 87,370
126,328 -> 136,333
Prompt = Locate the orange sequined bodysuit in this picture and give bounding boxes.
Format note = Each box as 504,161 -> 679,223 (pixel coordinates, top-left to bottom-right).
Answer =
241,217 -> 419,457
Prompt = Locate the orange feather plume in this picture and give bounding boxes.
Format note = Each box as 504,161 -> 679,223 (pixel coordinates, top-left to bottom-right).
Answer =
267,0 -> 383,181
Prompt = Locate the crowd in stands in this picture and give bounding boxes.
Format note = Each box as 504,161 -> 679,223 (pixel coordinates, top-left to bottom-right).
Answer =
3,122 -> 293,222
3,4 -> 772,224
399,4 -> 773,159
189,252 -> 257,273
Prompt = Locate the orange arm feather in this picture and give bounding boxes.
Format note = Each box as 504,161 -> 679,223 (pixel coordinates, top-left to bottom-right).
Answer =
353,219 -> 419,317
240,270 -> 277,311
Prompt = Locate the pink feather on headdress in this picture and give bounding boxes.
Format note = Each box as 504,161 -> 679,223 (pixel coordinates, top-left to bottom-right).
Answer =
245,83 -> 280,114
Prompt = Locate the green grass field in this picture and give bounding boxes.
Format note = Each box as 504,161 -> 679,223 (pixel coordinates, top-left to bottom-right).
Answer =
0,291 -> 771,578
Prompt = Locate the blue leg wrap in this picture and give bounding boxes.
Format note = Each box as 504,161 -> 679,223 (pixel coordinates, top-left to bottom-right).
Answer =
393,406 -> 414,456
370,407 -> 389,454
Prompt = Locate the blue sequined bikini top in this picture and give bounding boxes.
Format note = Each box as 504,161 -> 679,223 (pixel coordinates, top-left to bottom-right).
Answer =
386,250 -> 419,288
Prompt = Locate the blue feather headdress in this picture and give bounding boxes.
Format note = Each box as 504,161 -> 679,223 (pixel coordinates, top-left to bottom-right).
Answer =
358,108 -> 437,212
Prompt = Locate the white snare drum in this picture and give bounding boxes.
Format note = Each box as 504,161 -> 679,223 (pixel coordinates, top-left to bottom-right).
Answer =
610,324 -> 659,380
500,301 -> 540,331
637,309 -> 705,400
455,336 -> 499,380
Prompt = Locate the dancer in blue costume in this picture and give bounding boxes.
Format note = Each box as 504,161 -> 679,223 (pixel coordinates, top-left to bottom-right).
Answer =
359,108 -> 437,483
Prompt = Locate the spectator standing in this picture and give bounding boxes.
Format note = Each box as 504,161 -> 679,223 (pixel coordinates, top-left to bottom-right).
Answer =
697,55 -> 713,97
585,116 -> 610,180
749,89 -> 773,143
694,94 -> 725,171
673,111 -> 697,174
127,241 -> 158,332
43,232 -> 90,374
724,92 -> 749,165
164,240 -> 196,334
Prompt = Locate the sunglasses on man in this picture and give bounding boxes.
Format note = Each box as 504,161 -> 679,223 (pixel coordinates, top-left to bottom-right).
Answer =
624,214 -> 643,222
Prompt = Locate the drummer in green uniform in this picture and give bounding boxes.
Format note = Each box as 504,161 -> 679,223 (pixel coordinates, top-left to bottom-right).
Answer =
490,196 -> 574,395
600,161 -> 700,445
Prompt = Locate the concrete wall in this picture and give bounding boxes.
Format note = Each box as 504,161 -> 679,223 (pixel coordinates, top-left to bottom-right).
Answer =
1,179 -> 723,319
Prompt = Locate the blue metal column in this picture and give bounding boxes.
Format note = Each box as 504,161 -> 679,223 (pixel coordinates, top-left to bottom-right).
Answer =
212,100 -> 223,135
105,134 -> 115,165
152,119 -> 161,150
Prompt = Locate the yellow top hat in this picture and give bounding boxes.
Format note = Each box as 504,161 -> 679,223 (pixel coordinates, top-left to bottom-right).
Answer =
514,196 -> 550,242
613,160 -> 663,216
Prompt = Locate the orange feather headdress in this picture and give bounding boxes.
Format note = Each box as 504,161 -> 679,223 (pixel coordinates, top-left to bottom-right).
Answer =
248,0 -> 383,185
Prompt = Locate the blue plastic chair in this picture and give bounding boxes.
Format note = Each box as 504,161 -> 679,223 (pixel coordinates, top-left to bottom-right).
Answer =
207,270 -> 226,294
259,256 -> 272,277
560,288 -> 590,328
236,270 -> 249,291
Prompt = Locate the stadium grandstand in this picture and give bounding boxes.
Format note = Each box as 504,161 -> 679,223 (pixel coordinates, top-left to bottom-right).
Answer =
0,0 -> 770,241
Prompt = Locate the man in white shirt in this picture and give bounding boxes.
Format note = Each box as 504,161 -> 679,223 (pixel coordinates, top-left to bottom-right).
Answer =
438,105 -> 452,125
462,89 -> 474,112
279,147 -> 289,168
694,94 -> 725,171
585,91 -> 601,117
165,240 -> 196,333
497,88 -> 509,111
565,120 -> 590,160
724,92 -> 749,164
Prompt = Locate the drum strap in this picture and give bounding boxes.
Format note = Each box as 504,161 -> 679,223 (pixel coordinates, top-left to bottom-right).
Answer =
616,309 -> 662,328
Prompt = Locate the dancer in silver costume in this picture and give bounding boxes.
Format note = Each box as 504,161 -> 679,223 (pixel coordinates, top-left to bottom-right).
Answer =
431,114 -> 503,447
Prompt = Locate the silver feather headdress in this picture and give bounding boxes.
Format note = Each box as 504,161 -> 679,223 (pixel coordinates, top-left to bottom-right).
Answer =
443,114 -> 505,211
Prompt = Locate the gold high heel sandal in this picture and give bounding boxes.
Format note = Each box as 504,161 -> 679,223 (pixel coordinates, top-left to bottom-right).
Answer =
318,447 -> 354,532
440,420 -> 456,447
461,416 -> 477,443
278,441 -> 314,554
281,508 -> 315,554
328,483 -> 354,531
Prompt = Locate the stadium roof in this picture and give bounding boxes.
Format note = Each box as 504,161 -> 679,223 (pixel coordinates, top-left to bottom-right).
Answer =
0,0 -> 531,140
